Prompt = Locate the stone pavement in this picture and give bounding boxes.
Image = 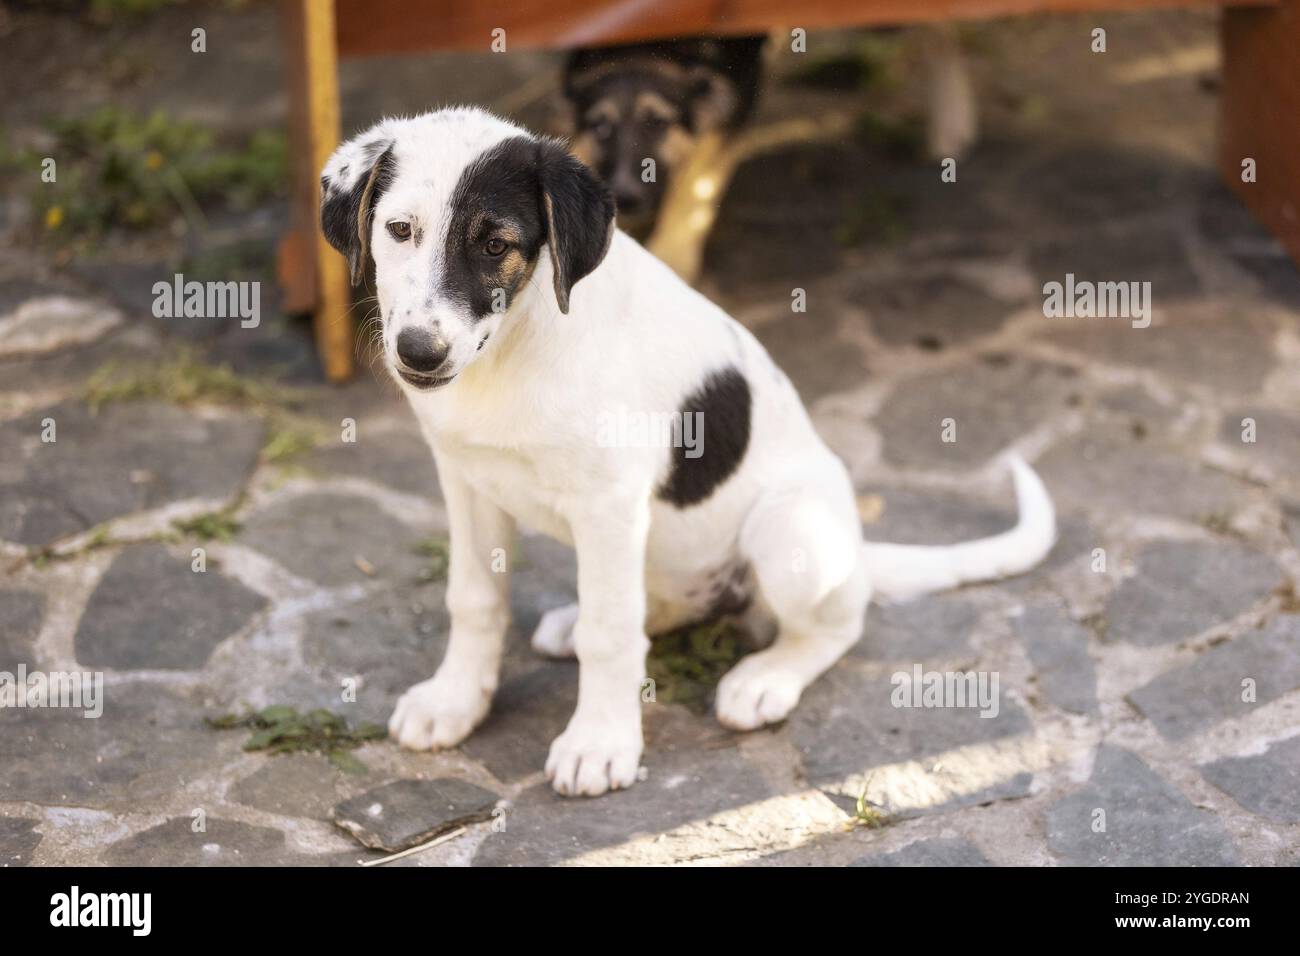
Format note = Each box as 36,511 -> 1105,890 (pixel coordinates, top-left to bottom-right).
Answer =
1,8 -> 1298,866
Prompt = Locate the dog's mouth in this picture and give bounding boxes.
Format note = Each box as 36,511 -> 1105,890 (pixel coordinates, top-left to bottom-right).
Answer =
395,368 -> 455,390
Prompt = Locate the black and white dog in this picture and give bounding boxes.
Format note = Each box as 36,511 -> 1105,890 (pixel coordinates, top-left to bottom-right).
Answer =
320,107 -> 1054,797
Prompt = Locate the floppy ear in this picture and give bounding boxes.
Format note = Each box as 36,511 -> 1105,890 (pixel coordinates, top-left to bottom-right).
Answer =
686,67 -> 739,133
320,132 -> 396,287
537,139 -> 615,314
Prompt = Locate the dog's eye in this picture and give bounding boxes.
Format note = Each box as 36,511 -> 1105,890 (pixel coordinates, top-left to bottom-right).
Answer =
593,121 -> 613,141
484,238 -> 508,257
387,221 -> 412,242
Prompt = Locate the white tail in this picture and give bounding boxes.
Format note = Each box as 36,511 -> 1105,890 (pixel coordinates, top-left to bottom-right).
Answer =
863,455 -> 1056,602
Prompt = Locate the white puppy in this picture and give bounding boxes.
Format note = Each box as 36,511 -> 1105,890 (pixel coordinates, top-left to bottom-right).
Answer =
320,107 -> 1055,797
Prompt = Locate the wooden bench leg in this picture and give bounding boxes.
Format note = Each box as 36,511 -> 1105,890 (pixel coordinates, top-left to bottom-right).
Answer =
280,0 -> 354,382
1220,0 -> 1300,268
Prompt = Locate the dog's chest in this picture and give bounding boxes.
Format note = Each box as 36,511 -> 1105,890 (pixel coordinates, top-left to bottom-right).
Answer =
436,435 -> 574,542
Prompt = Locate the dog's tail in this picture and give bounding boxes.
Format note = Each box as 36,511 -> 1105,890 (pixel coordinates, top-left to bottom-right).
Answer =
862,454 -> 1056,602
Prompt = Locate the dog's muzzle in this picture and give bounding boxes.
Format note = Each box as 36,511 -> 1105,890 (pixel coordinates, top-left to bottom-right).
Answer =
395,328 -> 453,390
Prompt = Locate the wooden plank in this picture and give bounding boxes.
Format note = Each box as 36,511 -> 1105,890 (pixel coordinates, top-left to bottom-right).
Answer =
336,0 -> 1276,57
1219,0 -> 1300,266
285,0 -> 355,382
277,0 -> 318,317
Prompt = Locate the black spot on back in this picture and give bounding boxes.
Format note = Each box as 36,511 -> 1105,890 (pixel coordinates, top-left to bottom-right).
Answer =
658,367 -> 751,508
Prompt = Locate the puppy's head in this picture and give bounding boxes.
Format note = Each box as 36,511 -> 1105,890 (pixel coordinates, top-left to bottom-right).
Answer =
320,109 -> 615,391
564,55 -> 737,235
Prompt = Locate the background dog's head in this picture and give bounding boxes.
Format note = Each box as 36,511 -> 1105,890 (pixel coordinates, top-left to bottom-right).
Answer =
320,108 -> 615,391
562,38 -> 763,236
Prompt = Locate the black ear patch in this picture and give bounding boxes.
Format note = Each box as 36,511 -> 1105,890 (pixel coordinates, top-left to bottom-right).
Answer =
320,141 -> 395,287
537,140 -> 615,313
658,367 -> 752,508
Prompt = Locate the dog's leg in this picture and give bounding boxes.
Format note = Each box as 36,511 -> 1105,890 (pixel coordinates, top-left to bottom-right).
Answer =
545,496 -> 650,796
389,463 -> 515,750
531,601 -> 579,658
716,488 -> 869,731
922,23 -> 979,161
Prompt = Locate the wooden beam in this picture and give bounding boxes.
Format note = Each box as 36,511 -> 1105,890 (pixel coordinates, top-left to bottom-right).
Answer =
277,0 -> 316,318
281,0 -> 354,382
1220,0 -> 1300,266
335,0 -> 1276,57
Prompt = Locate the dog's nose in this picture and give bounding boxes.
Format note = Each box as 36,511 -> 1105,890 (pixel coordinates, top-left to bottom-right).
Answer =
395,328 -> 449,373
614,190 -> 647,217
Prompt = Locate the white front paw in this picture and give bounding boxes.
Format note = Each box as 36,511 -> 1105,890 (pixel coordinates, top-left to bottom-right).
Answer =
388,671 -> 493,751
545,718 -> 643,797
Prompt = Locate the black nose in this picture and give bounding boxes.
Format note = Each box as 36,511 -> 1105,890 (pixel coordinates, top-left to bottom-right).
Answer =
395,328 -> 449,373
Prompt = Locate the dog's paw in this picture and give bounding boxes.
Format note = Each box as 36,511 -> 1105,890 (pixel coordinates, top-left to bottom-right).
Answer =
530,602 -> 579,659
545,720 -> 642,797
715,655 -> 804,731
388,672 -> 492,751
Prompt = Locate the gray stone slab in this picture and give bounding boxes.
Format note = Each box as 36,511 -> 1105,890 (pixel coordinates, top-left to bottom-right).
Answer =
472,738 -> 770,866
876,356 -> 1079,471
1104,541 -> 1280,647
0,588 -> 43,669
104,815 -> 364,866
0,400 -> 264,548
332,778 -> 500,852
866,274 -> 1012,349
0,683 -> 221,807
1019,147 -> 1211,227
1128,615 -> 1300,741
1026,512 -> 1101,580
705,140 -> 875,291
302,425 -> 443,499
0,294 -> 121,358
460,662 -> 578,783
507,533 -> 579,652
854,594 -> 980,661
1037,423 -> 1255,523
0,817 -> 42,867
74,543 -> 266,670
877,139 -> 1023,243
751,302 -> 872,404
791,665 -> 1034,805
1014,603 -> 1099,715
296,586 -> 448,725
237,491 -> 431,588
867,487 -> 1013,545
1096,383 -> 1178,425
0,276 -> 94,317
1029,224 -> 1202,305
229,753 -> 350,821
1039,310 -> 1276,396
852,837 -> 991,867
1047,744 -> 1238,866
1200,735 -> 1300,823
1220,409 -> 1300,478
0,330 -> 150,411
